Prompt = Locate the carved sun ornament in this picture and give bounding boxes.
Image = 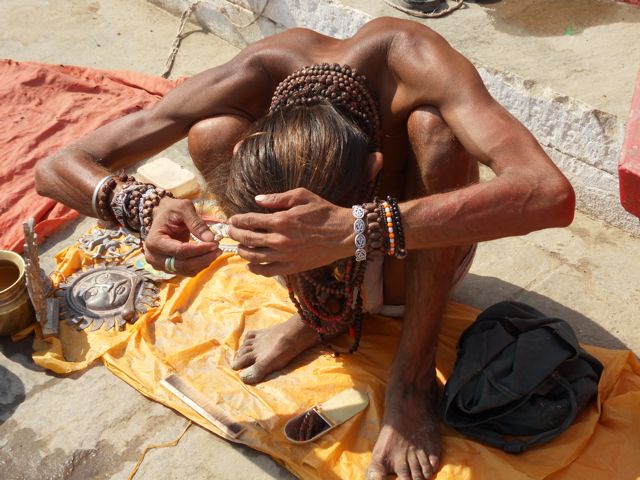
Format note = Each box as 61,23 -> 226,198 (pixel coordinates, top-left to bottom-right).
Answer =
55,264 -> 159,331
77,227 -> 141,260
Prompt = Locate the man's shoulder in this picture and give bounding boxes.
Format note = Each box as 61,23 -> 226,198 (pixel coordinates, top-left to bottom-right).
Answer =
359,17 -> 440,47
243,18 -> 438,63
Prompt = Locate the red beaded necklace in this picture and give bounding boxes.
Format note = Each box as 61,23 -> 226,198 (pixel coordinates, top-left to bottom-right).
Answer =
270,63 -> 381,355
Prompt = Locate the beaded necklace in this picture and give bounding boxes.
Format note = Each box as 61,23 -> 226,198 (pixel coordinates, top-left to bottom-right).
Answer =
269,63 -> 381,355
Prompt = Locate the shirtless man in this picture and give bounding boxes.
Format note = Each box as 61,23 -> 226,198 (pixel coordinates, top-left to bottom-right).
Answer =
35,17 -> 575,480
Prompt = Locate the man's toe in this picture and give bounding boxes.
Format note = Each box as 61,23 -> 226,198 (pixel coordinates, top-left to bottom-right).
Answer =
393,458 -> 413,480
409,450 -> 427,479
239,363 -> 267,384
428,454 -> 440,472
231,349 -> 255,370
365,460 -> 387,480
416,450 -> 434,478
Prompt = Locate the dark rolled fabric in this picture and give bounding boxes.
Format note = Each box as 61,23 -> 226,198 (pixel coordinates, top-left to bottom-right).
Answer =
441,301 -> 603,454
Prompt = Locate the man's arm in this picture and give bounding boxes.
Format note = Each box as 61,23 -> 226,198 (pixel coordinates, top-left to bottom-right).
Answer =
35,49 -> 272,214
389,22 -> 574,248
228,21 -> 574,276
35,48 -> 276,276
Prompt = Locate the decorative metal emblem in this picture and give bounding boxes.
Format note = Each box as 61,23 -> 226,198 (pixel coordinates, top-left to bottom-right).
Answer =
78,227 -> 141,260
352,205 -> 365,219
23,219 -> 58,337
56,264 -> 159,331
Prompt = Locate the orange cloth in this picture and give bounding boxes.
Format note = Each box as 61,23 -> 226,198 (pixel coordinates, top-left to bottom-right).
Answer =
32,239 -> 640,480
0,60 -> 178,252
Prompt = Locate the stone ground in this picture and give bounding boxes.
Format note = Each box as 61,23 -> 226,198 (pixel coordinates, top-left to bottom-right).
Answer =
1,1 -> 639,479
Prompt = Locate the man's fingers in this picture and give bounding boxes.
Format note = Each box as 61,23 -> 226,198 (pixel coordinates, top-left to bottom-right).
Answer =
227,225 -> 285,249
254,188 -> 313,210
236,246 -> 281,264
147,235 -> 219,259
246,262 -> 286,277
171,250 -> 222,277
182,203 -> 216,242
229,212 -> 276,231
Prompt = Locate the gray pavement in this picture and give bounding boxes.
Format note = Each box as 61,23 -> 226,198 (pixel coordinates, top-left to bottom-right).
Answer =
1,1 -> 639,479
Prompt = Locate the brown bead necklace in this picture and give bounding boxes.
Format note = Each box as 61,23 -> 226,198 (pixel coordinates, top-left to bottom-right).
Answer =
270,63 -> 381,355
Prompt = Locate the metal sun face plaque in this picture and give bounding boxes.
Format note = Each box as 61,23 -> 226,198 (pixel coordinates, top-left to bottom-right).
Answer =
56,264 -> 159,331
77,227 -> 141,260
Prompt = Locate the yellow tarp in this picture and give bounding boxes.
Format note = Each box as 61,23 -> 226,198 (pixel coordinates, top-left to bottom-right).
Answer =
32,241 -> 640,480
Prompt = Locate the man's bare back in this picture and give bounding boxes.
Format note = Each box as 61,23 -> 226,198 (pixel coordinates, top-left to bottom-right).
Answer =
36,17 -> 574,480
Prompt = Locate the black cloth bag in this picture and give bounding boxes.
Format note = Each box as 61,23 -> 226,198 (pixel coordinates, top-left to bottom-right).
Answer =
441,301 -> 603,454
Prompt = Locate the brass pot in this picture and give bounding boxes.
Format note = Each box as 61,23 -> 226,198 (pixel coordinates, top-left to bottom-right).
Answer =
0,250 -> 34,336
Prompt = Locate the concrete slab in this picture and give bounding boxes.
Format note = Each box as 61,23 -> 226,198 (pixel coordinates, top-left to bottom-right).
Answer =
1,1 -> 639,479
0,0 -> 239,78
453,213 -> 640,351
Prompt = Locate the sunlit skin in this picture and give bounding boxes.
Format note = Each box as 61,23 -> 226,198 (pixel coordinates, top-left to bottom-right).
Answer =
35,18 -> 574,479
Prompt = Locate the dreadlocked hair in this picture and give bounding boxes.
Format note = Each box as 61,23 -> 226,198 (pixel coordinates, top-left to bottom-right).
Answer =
211,64 -> 381,355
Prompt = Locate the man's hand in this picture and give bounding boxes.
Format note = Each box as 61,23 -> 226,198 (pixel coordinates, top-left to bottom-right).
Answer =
144,197 -> 222,276
227,188 -> 353,277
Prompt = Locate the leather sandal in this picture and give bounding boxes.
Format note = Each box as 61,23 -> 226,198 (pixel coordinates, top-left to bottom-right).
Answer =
392,0 -> 443,11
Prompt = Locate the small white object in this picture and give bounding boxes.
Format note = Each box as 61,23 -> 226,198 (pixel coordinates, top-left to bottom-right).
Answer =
190,222 -> 238,254
137,157 -> 200,198
210,222 -> 229,241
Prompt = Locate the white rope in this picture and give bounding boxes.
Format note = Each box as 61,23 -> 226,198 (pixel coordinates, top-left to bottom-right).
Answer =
161,0 -> 272,78
162,1 -> 201,78
223,0 -> 271,29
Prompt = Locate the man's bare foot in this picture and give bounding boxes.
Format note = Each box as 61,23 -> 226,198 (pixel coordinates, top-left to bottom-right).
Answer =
366,384 -> 441,480
231,315 -> 320,384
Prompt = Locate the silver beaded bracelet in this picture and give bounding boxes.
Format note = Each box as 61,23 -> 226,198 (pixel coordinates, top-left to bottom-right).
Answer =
352,204 -> 367,262
90,174 -> 115,218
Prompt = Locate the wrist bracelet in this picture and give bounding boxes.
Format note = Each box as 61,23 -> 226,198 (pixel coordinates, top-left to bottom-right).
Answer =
380,199 -> 395,256
139,187 -> 172,240
105,173 -> 173,239
386,196 -> 407,259
363,202 -> 384,257
93,175 -> 119,223
352,204 -> 367,262
91,175 -> 115,218
110,182 -> 138,228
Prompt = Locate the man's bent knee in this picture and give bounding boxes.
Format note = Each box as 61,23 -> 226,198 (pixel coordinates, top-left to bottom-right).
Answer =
188,116 -> 251,172
405,106 -> 478,198
407,106 -> 457,148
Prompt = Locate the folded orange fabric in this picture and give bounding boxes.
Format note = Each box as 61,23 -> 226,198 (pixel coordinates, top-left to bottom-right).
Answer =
0,60 -> 178,252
